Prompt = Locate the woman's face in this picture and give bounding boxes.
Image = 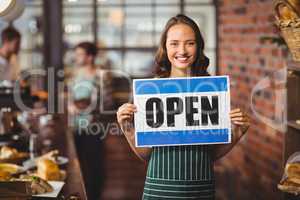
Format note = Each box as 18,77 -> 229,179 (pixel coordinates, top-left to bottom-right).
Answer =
166,23 -> 197,73
75,47 -> 89,66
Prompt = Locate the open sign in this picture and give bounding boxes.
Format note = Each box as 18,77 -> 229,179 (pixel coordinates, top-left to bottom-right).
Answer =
133,76 -> 231,147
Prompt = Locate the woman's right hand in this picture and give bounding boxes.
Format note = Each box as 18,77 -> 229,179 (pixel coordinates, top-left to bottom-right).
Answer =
116,103 -> 137,131
117,103 -> 152,162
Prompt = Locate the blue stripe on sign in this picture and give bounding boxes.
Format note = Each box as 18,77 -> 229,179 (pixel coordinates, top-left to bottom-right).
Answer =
136,129 -> 229,146
134,77 -> 228,95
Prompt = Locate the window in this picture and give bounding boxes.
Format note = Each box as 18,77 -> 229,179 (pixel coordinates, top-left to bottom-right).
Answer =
63,0 -> 216,77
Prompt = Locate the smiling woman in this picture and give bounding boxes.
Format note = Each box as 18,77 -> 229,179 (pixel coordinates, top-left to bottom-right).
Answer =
117,14 -> 250,200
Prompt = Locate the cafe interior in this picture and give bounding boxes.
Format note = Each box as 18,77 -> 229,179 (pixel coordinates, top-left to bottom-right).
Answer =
0,0 -> 300,199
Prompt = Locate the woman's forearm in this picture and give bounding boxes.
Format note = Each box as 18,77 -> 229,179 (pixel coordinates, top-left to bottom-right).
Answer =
213,125 -> 248,161
121,124 -> 152,162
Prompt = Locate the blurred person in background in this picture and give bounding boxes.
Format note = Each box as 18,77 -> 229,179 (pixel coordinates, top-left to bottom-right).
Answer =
0,26 -> 21,84
68,41 -> 107,200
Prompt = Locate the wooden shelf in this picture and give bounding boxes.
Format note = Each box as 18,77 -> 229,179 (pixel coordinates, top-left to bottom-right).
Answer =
288,120 -> 300,130
284,60 -> 300,200
287,60 -> 300,72
288,65 -> 300,73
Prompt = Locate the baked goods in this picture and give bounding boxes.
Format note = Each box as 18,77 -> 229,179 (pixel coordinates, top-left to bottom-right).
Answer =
0,146 -> 29,164
285,163 -> 300,184
279,178 -> 300,195
278,161 -> 300,194
278,4 -> 298,20
37,159 -> 61,181
0,170 -> 11,181
0,146 -> 18,159
0,163 -> 22,174
30,176 -> 54,195
277,0 -> 300,20
35,150 -> 59,163
22,150 -> 66,181
14,175 -> 54,195
0,163 -> 21,181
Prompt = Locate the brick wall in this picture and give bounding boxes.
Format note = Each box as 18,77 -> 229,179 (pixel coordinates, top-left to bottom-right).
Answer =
216,0 -> 287,199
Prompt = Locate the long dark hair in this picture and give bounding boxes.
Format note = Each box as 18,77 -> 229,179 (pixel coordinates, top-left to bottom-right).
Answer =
154,14 -> 209,77
75,41 -> 98,57
1,26 -> 21,43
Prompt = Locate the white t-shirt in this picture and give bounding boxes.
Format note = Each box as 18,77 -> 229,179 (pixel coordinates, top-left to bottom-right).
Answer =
0,55 -> 13,82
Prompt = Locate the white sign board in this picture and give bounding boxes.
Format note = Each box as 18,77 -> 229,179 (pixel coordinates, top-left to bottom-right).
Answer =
133,76 -> 231,147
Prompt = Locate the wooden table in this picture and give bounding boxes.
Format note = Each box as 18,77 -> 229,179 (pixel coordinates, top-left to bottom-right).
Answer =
33,114 -> 87,200
60,129 -> 87,199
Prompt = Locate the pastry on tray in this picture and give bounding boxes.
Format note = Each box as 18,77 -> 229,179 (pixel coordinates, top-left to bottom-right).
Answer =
278,178 -> 300,195
285,162 -> 300,184
13,175 -> 54,195
30,176 -> 54,195
0,146 -> 29,164
0,163 -> 23,175
25,158 -> 66,181
278,156 -> 300,195
0,170 -> 12,181
37,159 -> 61,181
35,150 -> 59,163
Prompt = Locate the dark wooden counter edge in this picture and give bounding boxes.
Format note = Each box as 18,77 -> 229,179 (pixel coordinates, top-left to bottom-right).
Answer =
61,128 -> 87,199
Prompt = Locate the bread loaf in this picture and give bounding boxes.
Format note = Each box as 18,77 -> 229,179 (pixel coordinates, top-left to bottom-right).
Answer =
278,4 -> 298,20
37,159 -> 60,181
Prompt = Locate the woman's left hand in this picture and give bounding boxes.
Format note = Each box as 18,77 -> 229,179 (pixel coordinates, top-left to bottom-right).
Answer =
230,108 -> 250,134
212,109 -> 250,160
